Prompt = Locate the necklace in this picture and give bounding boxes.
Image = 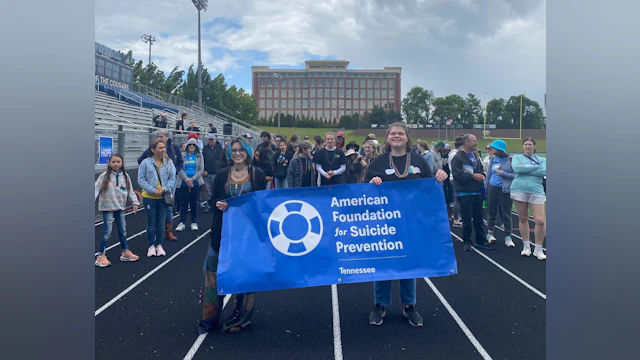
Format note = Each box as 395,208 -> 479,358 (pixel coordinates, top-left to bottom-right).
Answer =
301,157 -> 310,175
388,151 -> 411,178
326,148 -> 336,165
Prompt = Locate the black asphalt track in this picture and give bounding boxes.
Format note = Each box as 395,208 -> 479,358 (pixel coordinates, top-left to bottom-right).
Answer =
95,204 -> 546,360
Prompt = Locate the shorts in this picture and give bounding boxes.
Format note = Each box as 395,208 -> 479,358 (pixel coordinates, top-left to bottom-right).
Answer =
511,192 -> 546,205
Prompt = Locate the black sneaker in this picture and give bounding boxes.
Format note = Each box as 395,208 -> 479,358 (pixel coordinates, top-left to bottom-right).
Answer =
474,243 -> 495,250
463,244 -> 472,251
368,304 -> 386,326
403,305 -> 424,327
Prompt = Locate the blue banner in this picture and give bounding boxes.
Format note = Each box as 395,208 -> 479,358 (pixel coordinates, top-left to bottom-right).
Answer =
98,136 -> 113,165
217,178 -> 457,295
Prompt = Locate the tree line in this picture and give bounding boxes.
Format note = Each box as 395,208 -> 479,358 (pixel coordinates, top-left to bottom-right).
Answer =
124,50 -> 545,130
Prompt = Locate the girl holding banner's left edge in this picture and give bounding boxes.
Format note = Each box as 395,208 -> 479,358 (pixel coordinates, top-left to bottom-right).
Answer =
197,137 -> 267,334
363,122 -> 449,327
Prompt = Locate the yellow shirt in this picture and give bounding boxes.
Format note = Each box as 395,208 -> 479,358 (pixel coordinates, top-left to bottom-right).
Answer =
141,158 -> 165,200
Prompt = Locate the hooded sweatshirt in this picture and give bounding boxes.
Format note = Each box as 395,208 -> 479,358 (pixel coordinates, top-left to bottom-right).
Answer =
336,131 -> 346,151
178,138 -> 205,188
95,170 -> 139,212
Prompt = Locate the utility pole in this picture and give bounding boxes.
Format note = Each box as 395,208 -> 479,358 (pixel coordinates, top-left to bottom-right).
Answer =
140,34 -> 156,65
191,0 -> 208,108
274,73 -> 283,134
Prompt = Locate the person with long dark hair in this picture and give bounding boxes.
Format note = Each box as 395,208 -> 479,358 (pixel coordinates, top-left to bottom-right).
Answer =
511,137 -> 547,260
138,140 -> 176,258
286,140 -> 316,188
364,122 -> 449,328
94,154 -> 140,267
273,141 -> 293,189
484,140 -> 516,247
197,138 -> 267,334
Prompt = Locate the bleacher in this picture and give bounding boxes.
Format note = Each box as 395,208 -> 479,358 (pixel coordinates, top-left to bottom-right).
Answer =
96,81 -> 179,113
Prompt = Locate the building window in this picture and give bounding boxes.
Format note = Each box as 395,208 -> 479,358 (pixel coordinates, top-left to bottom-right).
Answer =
331,78 -> 337,86
374,80 -> 380,88
346,89 -> 351,98
296,89 -> 301,98
339,89 -> 344,97
310,99 -> 316,108
282,79 -> 287,86
303,79 -> 308,87
274,89 -> 280,98
382,79 -> 388,88
323,89 -> 329,98
317,100 -> 323,109
267,99 -> 273,109
374,99 -> 381,107
281,99 -> 287,109
331,99 -> 337,108
367,80 -> 373,88
324,110 -> 330,120
346,79 -> 352,88
324,79 -> 330,87
288,89 -> 294,98
260,78 -> 265,86
390,89 -> 395,98
310,89 -> 316,98
389,80 -> 395,88
260,110 -> 266,118
303,89 -> 308,98
324,99 -> 330,108
259,99 -> 265,108
360,79 -> 366,87
259,89 -> 265,97
374,90 -> 380,98
367,90 -> 373,98
303,99 -> 308,108
331,89 -> 337,98
339,79 -> 344,87
288,100 -> 294,109
339,99 -> 344,108
353,89 -> 359,99
296,110 -> 301,117
267,89 -> 273,98
296,79 -> 301,87
382,90 -> 387,98
361,90 -> 367,99
360,100 -> 366,109
368,100 -> 373,109
310,78 -> 316,86
267,78 -> 273,86
346,100 -> 352,109
105,69 -> 112,77
296,99 -> 301,108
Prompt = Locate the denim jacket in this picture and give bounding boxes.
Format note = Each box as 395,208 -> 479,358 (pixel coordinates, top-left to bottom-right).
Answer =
484,156 -> 515,193
138,156 -> 176,194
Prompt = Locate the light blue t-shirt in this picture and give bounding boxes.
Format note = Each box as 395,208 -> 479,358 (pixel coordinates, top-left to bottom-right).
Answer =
184,153 -> 197,178
489,156 -> 504,188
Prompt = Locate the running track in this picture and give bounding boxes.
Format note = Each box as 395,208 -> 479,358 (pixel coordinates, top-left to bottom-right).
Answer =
95,204 -> 545,360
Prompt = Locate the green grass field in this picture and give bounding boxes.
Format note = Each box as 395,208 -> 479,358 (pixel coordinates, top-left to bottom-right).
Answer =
258,126 -> 546,154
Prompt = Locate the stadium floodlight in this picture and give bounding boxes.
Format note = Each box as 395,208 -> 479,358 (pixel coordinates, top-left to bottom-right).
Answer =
192,0 -> 208,108
273,73 -> 283,134
140,34 -> 156,65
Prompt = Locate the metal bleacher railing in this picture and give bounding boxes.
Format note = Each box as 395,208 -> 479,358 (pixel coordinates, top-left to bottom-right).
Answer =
132,83 -> 263,139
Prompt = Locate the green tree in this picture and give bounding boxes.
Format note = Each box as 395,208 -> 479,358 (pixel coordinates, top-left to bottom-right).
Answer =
401,86 -> 434,124
432,95 -> 465,126
462,93 -> 482,124
485,98 -> 507,127
369,105 -> 386,127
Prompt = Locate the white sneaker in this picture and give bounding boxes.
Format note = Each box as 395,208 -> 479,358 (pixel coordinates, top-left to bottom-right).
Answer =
156,245 -> 166,256
147,246 -> 156,257
504,236 -> 515,248
176,223 -> 186,232
191,223 -> 199,231
533,247 -> 546,260
487,233 -> 496,244
521,243 -> 532,256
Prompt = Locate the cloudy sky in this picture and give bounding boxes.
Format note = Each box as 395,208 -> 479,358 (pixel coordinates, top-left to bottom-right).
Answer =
95,0 -> 546,107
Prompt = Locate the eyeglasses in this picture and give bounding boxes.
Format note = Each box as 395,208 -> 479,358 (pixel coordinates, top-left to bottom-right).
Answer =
231,148 -> 247,153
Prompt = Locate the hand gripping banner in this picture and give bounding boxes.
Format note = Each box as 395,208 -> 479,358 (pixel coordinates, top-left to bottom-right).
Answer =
216,178 -> 457,295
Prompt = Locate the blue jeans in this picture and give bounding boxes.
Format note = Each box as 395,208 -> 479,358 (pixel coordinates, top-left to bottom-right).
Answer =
179,185 -> 201,224
204,174 -> 216,209
98,210 -> 128,254
274,177 -> 288,189
373,279 -> 417,306
144,198 -> 168,247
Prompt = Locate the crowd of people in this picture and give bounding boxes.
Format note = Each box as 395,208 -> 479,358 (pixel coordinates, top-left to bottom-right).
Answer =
94,122 -> 546,333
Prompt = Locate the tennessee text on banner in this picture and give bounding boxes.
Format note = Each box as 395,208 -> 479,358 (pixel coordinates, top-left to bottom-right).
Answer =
216,178 -> 457,295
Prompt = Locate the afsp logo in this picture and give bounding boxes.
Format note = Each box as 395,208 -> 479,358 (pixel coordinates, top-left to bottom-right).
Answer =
267,200 -> 323,256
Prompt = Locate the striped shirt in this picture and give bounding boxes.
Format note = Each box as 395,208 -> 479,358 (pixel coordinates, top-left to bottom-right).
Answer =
94,171 -> 140,212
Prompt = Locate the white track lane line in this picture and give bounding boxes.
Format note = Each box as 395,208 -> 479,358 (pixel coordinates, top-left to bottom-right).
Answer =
481,219 -> 546,252
95,229 -> 211,316
424,278 -> 493,360
331,284 -> 344,360
95,214 -> 180,256
450,232 -> 546,300
183,294 -> 231,360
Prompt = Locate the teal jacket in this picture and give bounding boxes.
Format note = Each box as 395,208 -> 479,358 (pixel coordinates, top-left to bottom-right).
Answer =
510,154 -> 546,196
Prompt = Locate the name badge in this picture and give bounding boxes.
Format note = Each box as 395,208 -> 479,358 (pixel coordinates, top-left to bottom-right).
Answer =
385,169 -> 395,175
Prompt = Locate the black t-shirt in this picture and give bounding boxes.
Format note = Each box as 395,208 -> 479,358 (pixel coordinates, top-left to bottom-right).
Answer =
186,126 -> 200,133
175,120 -> 184,132
300,157 -> 313,187
314,148 -> 347,186
363,152 -> 434,183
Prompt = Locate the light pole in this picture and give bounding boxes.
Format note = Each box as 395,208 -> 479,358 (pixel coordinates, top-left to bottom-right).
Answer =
140,34 -> 156,65
191,0 -> 208,108
273,73 -> 283,134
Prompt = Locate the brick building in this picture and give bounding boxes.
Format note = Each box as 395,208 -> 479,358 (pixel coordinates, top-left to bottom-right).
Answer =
252,60 -> 401,123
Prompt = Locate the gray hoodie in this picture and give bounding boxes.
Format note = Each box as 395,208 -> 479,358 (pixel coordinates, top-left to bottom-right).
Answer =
177,138 -> 205,188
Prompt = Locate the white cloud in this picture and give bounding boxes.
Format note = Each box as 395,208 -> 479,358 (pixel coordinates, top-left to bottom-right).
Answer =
95,0 -> 546,104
